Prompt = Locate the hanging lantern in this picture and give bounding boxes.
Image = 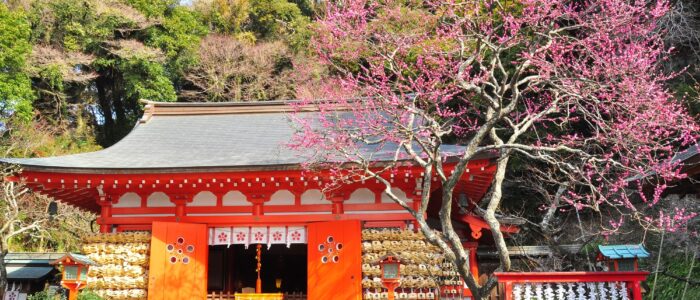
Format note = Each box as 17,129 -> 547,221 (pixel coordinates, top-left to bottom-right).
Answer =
47,201 -> 58,219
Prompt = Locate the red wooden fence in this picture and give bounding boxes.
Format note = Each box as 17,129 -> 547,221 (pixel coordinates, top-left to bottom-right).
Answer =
495,272 -> 649,300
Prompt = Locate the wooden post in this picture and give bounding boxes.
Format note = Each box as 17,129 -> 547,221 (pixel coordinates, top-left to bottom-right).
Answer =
462,242 -> 480,280
98,196 -> 112,233
67,286 -> 79,300
412,195 -> 422,230
256,244 -> 262,293
629,280 -> 642,300
504,282 -> 513,300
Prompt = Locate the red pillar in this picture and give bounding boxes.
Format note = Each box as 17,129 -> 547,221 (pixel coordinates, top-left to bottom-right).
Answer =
462,242 -> 479,280
412,195 -> 423,230
67,287 -> 78,300
503,282 -> 513,300
461,241 -> 479,297
631,280 -> 643,300
98,196 -> 112,233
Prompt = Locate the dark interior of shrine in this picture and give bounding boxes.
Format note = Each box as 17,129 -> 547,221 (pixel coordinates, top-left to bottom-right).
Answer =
208,244 -> 308,294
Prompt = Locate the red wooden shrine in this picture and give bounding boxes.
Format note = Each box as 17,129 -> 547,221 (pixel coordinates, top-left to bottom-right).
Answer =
8,100 -> 620,300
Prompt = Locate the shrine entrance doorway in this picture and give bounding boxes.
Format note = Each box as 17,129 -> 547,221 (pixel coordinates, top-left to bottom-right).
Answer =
207,244 -> 308,295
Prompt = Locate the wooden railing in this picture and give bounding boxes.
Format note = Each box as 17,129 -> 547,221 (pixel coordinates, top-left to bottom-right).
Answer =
207,292 -> 306,300
494,272 -> 649,300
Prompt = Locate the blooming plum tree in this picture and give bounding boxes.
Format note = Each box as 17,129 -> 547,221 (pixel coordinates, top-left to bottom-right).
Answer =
290,0 -> 699,298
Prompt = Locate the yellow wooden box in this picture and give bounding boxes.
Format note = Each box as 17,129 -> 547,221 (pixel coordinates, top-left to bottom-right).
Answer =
234,293 -> 284,300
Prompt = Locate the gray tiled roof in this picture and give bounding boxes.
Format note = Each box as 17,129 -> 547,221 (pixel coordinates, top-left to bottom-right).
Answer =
4,252 -> 66,263
671,143 -> 699,163
4,252 -> 64,280
6,266 -> 54,280
4,112 -> 308,172
1,102 -> 475,173
626,143 -> 698,181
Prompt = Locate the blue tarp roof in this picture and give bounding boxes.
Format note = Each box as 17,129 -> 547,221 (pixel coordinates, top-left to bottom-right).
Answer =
598,244 -> 650,259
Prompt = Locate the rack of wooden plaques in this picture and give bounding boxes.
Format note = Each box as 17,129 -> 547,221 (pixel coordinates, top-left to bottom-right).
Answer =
81,232 -> 151,300
361,228 -> 466,300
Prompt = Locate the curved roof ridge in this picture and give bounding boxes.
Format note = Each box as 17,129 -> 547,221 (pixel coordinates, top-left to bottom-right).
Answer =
138,99 -> 320,123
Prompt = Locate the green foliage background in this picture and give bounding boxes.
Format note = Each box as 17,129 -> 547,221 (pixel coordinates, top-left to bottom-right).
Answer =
0,0 -> 316,146
0,0 -> 318,256
644,254 -> 700,300
0,4 -> 34,122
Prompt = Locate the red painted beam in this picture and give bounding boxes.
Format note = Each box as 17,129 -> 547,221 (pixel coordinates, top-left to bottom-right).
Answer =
494,271 -> 649,283
110,203 -> 411,216
116,224 -> 152,232
102,212 -> 415,226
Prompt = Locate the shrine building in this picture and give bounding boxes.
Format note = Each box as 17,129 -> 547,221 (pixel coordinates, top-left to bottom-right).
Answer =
3,101 -> 514,300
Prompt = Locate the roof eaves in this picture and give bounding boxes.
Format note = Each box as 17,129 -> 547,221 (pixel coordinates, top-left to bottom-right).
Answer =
15,163 -> 305,174
10,150 -> 497,175
50,253 -> 98,266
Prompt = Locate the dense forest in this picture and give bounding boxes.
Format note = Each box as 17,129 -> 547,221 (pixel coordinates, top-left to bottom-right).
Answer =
0,0 -> 699,298
0,0 -> 324,149
0,0 -> 327,257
